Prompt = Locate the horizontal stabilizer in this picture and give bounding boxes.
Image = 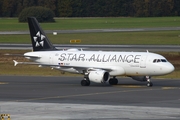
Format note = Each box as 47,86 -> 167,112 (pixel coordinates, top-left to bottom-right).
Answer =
13,60 -> 18,66
5,53 -> 40,59
5,53 -> 24,57
13,60 -> 39,66
24,55 -> 41,58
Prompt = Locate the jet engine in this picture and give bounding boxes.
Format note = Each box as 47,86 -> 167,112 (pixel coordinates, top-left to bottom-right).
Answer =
88,70 -> 110,83
131,76 -> 148,82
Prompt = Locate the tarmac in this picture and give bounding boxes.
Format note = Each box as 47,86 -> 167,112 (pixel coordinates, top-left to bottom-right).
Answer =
0,76 -> 180,120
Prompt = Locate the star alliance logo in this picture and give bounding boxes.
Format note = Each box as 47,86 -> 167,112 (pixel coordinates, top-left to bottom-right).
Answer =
33,31 -> 45,47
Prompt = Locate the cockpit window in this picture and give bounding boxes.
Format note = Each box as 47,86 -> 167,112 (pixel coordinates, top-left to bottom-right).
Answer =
153,59 -> 167,63
153,59 -> 157,63
157,59 -> 161,62
161,59 -> 167,62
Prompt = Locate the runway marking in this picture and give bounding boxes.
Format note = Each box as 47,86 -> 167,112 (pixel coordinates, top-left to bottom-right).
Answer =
11,86 -> 180,102
13,88 -> 160,102
162,87 -> 179,90
0,82 -> 8,85
114,85 -> 145,88
115,85 -> 180,89
6,86 -> 180,103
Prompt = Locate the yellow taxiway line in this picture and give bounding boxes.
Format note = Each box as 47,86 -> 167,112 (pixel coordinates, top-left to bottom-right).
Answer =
0,82 -> 8,84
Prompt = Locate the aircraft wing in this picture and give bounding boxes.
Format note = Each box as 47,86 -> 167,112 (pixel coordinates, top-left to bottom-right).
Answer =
13,60 -> 57,67
58,64 -> 113,73
13,60 -> 40,66
4,53 -> 24,56
13,60 -> 115,74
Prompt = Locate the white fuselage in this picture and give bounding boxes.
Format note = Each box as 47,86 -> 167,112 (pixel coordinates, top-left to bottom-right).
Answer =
24,50 -> 174,76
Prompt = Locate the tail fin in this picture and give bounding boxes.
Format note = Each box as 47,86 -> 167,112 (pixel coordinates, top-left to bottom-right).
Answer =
27,17 -> 57,51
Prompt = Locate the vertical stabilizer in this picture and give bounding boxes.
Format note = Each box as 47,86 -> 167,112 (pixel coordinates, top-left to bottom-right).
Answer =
27,17 -> 57,51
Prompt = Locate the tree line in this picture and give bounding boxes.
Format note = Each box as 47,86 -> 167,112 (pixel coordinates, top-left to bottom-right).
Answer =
0,0 -> 179,17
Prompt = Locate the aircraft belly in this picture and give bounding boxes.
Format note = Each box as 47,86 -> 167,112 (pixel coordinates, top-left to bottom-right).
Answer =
124,67 -> 149,76
109,66 -> 125,76
60,68 -> 79,73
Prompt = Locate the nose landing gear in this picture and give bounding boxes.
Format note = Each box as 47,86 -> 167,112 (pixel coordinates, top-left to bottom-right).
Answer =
146,76 -> 153,87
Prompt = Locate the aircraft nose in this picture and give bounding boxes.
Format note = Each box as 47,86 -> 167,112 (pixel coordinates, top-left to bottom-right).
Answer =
165,63 -> 175,74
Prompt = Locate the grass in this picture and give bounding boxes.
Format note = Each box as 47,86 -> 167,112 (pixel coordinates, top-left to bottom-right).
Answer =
1,17 -> 180,45
0,17 -> 180,31
0,50 -> 180,78
1,31 -> 180,45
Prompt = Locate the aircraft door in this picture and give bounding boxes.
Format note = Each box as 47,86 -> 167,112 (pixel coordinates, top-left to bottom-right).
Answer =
140,56 -> 147,68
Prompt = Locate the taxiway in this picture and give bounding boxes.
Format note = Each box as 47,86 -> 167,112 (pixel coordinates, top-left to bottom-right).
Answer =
0,76 -> 180,119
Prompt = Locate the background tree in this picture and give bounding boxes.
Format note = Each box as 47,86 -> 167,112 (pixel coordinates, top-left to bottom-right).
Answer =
58,0 -> 73,17
19,6 -> 55,22
37,0 -> 58,16
22,0 -> 37,8
133,0 -> 175,17
133,0 -> 147,17
0,0 -> 2,17
84,0 -> 97,17
1,0 -> 17,17
71,0 -> 86,17
173,0 -> 180,16
0,0 -> 179,17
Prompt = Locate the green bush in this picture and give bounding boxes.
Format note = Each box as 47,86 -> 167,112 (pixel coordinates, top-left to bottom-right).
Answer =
19,6 -> 55,22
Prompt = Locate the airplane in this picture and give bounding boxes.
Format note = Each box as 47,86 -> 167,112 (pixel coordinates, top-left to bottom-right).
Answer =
13,17 -> 175,87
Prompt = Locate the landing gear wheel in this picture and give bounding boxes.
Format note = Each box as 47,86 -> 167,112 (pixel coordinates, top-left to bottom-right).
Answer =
109,79 -> 113,85
81,80 -> 90,86
109,78 -> 118,85
86,80 -> 90,86
147,82 -> 153,87
146,76 -> 153,87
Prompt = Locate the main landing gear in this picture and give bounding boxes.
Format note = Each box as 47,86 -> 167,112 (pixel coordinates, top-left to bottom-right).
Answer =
109,76 -> 118,85
146,76 -> 153,87
80,75 -> 118,86
81,76 -> 90,86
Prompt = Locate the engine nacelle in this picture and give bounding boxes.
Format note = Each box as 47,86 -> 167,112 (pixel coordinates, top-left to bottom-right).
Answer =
88,70 -> 110,83
131,76 -> 148,82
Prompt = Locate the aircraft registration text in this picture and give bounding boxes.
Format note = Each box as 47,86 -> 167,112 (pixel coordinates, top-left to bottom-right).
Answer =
58,53 -> 141,63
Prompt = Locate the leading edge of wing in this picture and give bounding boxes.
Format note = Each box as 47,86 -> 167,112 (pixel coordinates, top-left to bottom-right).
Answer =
59,64 -> 113,72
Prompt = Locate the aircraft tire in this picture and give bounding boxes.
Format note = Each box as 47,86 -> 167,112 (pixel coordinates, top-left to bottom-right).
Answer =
86,80 -> 90,86
109,78 -> 118,85
147,82 -> 153,87
113,79 -> 118,85
81,80 -> 90,86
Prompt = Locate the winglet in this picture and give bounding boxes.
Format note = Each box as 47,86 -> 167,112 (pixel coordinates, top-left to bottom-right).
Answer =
13,60 -> 18,66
